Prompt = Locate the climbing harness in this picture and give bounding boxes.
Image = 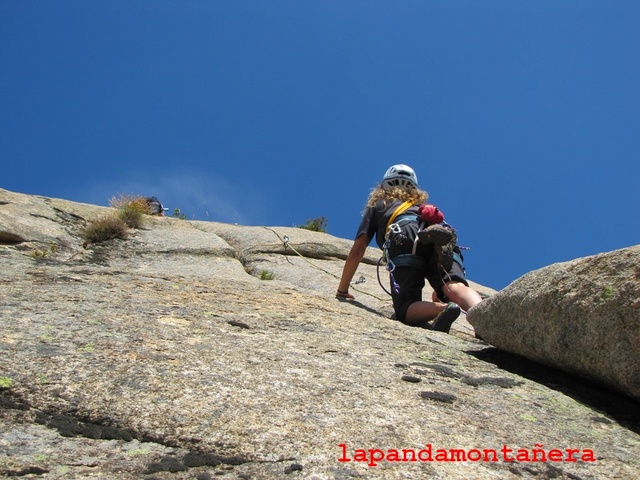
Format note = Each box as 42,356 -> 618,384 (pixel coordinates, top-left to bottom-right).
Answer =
378,201 -> 425,296
379,203 -> 469,300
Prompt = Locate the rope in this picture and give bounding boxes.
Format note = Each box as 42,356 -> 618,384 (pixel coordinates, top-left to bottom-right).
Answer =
263,227 -> 388,302
377,257 -> 393,296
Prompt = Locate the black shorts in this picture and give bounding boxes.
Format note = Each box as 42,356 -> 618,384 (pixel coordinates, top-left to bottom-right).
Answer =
386,221 -> 469,323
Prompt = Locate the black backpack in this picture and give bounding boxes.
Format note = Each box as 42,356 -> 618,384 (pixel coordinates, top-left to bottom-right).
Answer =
145,197 -> 163,215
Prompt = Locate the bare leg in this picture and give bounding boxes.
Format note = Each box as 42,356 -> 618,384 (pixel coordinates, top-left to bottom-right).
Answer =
442,281 -> 482,312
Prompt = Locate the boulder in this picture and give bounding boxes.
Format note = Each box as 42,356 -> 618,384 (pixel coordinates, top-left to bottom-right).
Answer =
468,246 -> 640,401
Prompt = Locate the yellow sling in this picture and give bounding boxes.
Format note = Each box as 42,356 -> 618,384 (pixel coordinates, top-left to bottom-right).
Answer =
385,201 -> 414,233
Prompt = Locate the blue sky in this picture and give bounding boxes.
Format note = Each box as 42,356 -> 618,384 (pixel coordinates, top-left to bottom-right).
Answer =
2,1 -> 638,291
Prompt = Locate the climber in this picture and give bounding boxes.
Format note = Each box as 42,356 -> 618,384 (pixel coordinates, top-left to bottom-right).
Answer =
336,164 -> 482,333
145,196 -> 166,216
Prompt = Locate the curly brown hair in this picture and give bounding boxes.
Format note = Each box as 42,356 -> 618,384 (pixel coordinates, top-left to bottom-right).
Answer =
365,185 -> 428,208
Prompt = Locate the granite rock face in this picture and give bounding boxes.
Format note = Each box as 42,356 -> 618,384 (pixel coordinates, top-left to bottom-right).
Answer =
468,246 -> 640,402
1,187 -> 639,480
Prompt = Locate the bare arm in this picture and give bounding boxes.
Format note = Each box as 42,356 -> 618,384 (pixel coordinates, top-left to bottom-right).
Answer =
336,234 -> 369,299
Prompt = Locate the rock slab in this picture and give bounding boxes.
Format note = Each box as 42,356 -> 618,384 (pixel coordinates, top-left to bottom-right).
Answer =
2,188 -> 640,479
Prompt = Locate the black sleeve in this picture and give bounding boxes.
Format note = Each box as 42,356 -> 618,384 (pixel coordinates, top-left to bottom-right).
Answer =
355,206 -> 377,244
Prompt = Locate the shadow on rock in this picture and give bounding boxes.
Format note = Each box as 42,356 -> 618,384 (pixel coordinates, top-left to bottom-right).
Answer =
336,297 -> 390,318
468,347 -> 640,435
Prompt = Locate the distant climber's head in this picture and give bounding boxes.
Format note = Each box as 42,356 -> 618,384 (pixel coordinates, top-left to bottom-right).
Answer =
381,164 -> 418,189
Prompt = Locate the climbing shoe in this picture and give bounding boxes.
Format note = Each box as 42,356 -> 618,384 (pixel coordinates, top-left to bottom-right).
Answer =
430,302 -> 461,333
418,224 -> 454,247
433,227 -> 458,273
435,243 -> 455,272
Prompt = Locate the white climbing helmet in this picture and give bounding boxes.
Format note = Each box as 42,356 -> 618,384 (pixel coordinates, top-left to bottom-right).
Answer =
382,164 -> 418,189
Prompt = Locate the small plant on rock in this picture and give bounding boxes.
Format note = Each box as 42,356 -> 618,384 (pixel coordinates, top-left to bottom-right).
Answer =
0,377 -> 13,389
172,207 -> 187,220
31,242 -> 58,258
298,216 -> 328,233
110,194 -> 150,228
259,270 -> 275,280
82,215 -> 129,244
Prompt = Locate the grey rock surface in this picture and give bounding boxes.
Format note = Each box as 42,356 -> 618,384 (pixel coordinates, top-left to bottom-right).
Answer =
1,188 -> 639,479
468,246 -> 640,402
